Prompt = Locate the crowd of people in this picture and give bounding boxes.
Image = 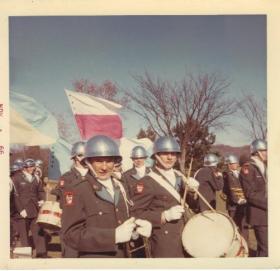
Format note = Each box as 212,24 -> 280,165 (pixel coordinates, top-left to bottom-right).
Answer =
9,136 -> 268,258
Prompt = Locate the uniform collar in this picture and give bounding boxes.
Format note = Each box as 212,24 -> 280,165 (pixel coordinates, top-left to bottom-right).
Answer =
152,166 -> 182,191
88,174 -> 120,205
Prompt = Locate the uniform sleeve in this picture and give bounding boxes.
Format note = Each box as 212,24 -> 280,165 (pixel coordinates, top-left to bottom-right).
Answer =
240,169 -> 267,210
208,173 -> 224,191
130,178 -> 162,227
62,187 -> 117,253
11,178 -> 25,213
37,178 -> 46,201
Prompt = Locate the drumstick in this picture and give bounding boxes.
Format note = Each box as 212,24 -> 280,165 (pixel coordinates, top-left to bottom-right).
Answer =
191,186 -> 216,212
172,161 -> 216,213
182,157 -> 193,205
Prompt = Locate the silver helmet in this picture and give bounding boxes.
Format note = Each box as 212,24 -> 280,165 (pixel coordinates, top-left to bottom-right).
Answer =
130,146 -> 148,159
152,136 -> 181,156
34,159 -> 43,167
71,141 -> 86,159
23,158 -> 36,168
14,158 -> 24,166
84,135 -> 122,160
250,139 -> 267,154
10,163 -> 23,173
204,154 -> 219,167
224,154 -> 239,165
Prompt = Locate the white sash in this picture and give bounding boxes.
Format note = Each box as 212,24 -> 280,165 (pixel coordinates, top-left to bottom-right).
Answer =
113,178 -> 134,216
148,170 -> 182,204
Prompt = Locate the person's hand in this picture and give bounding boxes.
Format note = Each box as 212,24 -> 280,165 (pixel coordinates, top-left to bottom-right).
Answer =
186,177 -> 199,190
20,209 -> 27,218
163,205 -> 185,222
38,200 -> 45,207
115,217 -> 136,244
237,198 -> 247,205
135,219 -> 152,238
214,171 -> 223,178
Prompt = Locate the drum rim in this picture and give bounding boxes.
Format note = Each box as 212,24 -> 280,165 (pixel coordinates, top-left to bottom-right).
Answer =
182,210 -> 238,257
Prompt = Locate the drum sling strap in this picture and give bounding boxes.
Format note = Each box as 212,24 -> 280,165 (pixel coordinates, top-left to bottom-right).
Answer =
148,171 -> 182,205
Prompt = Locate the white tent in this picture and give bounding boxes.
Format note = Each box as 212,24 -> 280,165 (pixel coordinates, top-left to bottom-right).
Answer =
10,108 -> 56,146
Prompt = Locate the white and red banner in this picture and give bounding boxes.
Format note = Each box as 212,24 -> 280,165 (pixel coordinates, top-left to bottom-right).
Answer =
65,89 -> 123,140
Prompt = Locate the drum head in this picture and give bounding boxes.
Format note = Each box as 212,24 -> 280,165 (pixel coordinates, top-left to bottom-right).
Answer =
182,211 -> 235,257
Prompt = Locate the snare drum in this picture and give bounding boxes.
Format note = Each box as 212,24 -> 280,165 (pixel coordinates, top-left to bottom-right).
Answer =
36,201 -> 62,231
182,211 -> 248,258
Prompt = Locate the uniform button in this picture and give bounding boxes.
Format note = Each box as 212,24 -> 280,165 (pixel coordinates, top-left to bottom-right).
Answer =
164,230 -> 168,235
118,220 -> 122,224
98,211 -> 103,215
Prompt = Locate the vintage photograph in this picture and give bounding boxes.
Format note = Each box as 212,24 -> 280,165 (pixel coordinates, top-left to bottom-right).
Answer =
8,15 -> 268,261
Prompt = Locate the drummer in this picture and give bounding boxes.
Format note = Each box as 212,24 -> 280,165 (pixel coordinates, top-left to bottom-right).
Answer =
51,141 -> 88,258
11,158 -> 47,258
131,136 -> 199,258
62,135 -> 152,257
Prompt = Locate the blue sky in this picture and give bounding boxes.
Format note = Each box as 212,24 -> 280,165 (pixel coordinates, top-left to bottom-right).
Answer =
9,15 -> 266,146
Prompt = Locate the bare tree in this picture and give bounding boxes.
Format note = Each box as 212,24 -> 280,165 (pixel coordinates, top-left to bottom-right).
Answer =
237,93 -> 267,140
126,72 -> 237,172
72,79 -> 128,106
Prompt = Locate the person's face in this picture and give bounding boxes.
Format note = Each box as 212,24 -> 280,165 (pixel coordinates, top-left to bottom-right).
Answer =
89,157 -> 115,180
25,166 -> 35,174
157,152 -> 177,170
132,157 -> 146,168
228,163 -> 239,171
113,164 -> 122,173
258,150 -> 267,162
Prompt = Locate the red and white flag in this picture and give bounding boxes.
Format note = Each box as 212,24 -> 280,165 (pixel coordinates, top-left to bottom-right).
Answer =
65,89 -> 123,140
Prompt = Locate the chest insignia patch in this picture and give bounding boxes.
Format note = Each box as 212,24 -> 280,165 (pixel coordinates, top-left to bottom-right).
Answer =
59,179 -> 65,187
136,182 -> 144,194
64,191 -> 74,206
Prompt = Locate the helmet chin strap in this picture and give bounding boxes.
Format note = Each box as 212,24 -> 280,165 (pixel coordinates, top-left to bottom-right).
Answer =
155,154 -> 171,170
257,151 -> 267,163
84,159 -> 98,178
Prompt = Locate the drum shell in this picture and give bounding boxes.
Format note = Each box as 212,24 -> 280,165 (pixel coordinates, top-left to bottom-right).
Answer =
36,201 -> 62,231
182,211 -> 248,258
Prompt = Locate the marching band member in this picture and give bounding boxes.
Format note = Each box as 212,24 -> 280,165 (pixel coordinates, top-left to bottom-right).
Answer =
62,135 -> 152,258
194,154 -> 224,212
51,141 -> 88,257
239,139 -> 268,257
122,145 -> 151,257
10,161 -> 24,248
11,158 -> 47,258
34,159 -> 43,178
123,146 -> 151,198
131,136 -> 199,258
223,154 -> 248,241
